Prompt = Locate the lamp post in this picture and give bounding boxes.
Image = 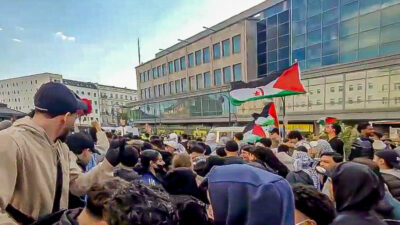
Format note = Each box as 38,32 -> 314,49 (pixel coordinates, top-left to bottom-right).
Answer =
219,94 -> 231,127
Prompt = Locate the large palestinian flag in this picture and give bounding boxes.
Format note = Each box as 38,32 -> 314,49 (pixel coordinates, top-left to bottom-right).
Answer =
243,102 -> 279,143
229,63 -> 306,106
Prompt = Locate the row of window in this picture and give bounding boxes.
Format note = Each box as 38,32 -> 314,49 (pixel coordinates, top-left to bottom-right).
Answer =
139,35 -> 241,83
309,82 -> 400,95
0,80 -> 38,88
289,96 -> 400,108
141,64 -> 242,100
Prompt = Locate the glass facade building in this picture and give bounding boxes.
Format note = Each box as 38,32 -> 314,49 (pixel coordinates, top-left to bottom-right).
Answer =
257,0 -> 400,77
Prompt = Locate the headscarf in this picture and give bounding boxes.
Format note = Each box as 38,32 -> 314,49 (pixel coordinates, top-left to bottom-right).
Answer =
315,139 -> 333,158
332,162 -> 384,212
293,151 -> 320,189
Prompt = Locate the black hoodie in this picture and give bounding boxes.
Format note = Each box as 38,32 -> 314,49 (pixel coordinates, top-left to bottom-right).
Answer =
331,162 -> 386,225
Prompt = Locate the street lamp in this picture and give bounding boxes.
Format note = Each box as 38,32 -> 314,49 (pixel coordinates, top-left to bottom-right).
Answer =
219,94 -> 231,126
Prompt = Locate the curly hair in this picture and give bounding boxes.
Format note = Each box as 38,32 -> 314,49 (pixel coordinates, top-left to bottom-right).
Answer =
108,182 -> 178,225
292,184 -> 335,225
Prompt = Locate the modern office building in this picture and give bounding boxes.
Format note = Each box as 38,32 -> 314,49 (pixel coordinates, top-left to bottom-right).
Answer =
0,73 -> 137,126
131,0 -> 400,135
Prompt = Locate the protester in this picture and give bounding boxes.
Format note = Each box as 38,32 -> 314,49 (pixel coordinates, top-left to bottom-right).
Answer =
207,164 -> 295,225
108,182 -> 178,225
319,152 -> 343,201
251,146 -> 289,177
325,123 -> 344,156
187,144 -> 207,174
163,153 -> 208,203
256,138 -> 273,151
233,132 -> 246,152
113,145 -> 141,182
197,141 -> 212,155
135,149 -> 165,186
223,140 -> 245,165
205,133 -> 218,154
330,162 -> 386,225
309,139 -> 334,159
276,144 -> 295,171
165,140 -> 180,153
270,127 -> 281,148
240,145 -> 254,162
215,146 -> 227,157
88,121 -> 110,156
374,150 -> 400,201
292,184 -> 336,225
0,82 -> 120,224
199,156 -> 225,177
168,133 -> 187,153
181,133 -> 189,150
287,130 -> 312,150
349,122 -> 375,160
287,151 -> 320,189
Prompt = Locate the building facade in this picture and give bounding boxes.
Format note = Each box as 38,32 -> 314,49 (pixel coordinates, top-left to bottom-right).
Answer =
131,0 -> 400,135
97,84 -> 138,126
0,73 -> 137,126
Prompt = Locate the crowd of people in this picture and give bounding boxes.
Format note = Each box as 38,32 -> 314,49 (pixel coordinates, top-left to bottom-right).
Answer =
1,82 -> 400,225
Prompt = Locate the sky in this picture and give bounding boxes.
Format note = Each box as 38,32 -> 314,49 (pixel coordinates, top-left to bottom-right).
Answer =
0,0 -> 265,89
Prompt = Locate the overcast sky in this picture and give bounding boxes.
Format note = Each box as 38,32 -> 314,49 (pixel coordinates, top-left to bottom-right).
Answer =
0,0 -> 265,89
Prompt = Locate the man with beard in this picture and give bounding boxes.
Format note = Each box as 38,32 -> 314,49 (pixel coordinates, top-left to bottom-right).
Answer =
319,152 -> 343,201
0,82 -> 120,225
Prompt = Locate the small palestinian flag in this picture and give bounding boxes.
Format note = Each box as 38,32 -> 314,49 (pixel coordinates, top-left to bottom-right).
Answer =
243,102 -> 279,143
229,63 -> 306,106
318,117 -> 338,125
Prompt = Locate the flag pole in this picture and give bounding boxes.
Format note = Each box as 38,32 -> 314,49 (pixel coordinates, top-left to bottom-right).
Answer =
281,96 -> 286,139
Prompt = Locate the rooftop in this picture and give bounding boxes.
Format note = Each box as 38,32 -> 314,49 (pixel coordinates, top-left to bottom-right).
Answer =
0,104 -> 26,117
137,0 -> 281,67
63,79 -> 98,89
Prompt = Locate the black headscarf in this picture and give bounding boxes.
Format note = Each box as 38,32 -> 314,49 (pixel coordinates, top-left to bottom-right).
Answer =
332,162 -> 384,212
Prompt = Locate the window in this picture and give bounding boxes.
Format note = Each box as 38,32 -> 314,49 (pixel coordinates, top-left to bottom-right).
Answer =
163,84 -> 167,96
152,68 -> 157,79
213,43 -> 221,59
330,99 -> 335,105
174,59 -> 180,72
168,61 -> 173,74
180,56 -> 186,70
81,91 -> 85,95
188,53 -> 194,68
317,100 -> 322,105
330,87 -> 335,93
349,85 -> 354,91
382,84 -> 389,91
357,96 -> 362,103
214,69 -> 222,86
94,93 -> 96,97
157,66 -> 162,78
147,70 -> 151,80
204,72 -> 211,88
94,101 -> 97,105
348,97 -> 353,104
196,74 -> 203,89
357,84 -> 363,91
338,86 -> 343,92
369,83 -> 374,89
154,86 -> 159,97
190,76 -> 196,90
223,66 -> 231,84
95,109 -> 98,114
175,80 -> 181,93
233,63 -> 242,81
169,81 -> 175,94
162,64 -> 167,76
195,50 -> 202,65
395,83 -> 400,90
383,97 -> 389,104
88,92 -> 91,96
317,89 -> 321,94
181,78 -> 187,92
203,47 -> 210,63
222,39 -> 230,57
395,97 -> 400,104
232,35 -> 241,53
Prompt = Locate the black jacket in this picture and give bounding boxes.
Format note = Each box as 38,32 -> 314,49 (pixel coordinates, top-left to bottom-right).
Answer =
381,170 -> 400,201
162,168 -> 208,204
331,162 -> 386,225
223,156 -> 245,165
329,136 -> 344,156
349,137 -> 374,161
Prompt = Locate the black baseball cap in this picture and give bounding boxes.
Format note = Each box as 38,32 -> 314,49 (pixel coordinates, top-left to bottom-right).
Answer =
34,82 -> 87,116
376,150 -> 400,169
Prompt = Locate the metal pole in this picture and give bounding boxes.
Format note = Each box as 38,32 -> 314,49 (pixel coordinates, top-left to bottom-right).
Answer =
228,96 -> 231,126
281,96 -> 286,138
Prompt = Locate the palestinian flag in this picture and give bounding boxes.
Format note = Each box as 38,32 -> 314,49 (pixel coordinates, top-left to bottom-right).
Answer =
243,102 -> 279,143
318,117 -> 339,125
229,63 -> 306,106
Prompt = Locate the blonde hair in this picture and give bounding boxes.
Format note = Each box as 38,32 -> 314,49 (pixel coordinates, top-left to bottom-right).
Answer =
172,153 -> 192,168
